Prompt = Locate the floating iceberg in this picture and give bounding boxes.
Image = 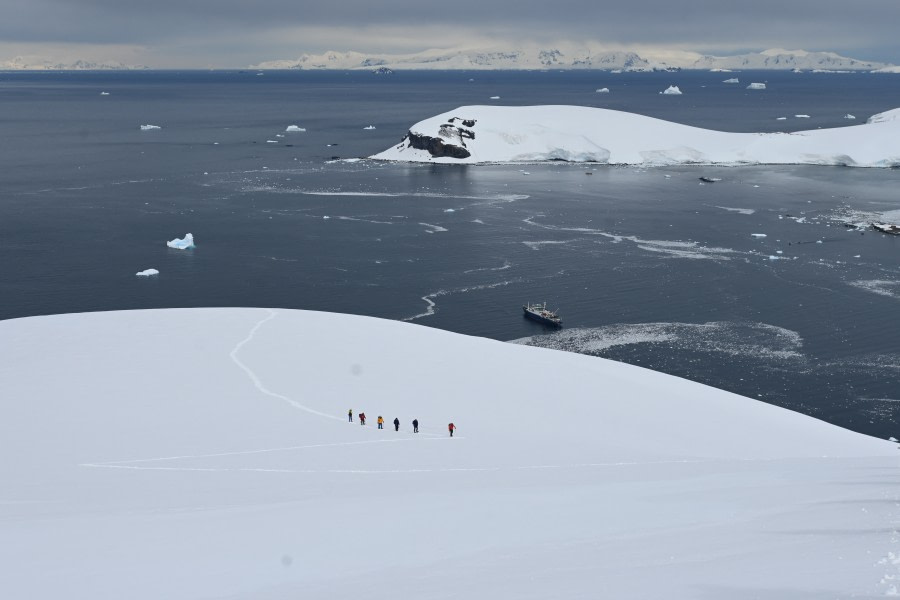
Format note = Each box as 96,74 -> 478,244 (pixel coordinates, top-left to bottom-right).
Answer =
363,125 -> 376,130
135,268 -> 159,277
844,114 -> 856,119
489,96 -> 500,100
100,91 -> 110,96
371,105 -> 900,167
723,78 -> 740,84
166,233 -> 195,250
662,86 -> 682,95
595,88 -> 610,93
746,82 -> 767,90
795,114 -> 811,118
285,125 -> 306,132
751,233 -> 767,238
140,124 -> 161,131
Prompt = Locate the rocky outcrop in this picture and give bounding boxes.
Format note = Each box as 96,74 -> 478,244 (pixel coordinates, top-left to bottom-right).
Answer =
405,132 -> 471,159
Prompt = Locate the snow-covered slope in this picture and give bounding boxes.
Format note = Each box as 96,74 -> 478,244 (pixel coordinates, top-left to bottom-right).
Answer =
372,105 -> 900,166
1,308 -> 897,599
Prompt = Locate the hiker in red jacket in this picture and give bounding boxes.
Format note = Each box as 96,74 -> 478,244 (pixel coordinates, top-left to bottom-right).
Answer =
448,422 -> 456,437
359,412 -> 366,426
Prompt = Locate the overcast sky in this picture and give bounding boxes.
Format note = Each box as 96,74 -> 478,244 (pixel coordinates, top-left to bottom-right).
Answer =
1,0 -> 898,67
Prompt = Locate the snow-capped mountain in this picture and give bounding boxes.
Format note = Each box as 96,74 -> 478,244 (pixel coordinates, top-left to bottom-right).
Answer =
0,57 -> 146,70
253,46 -> 890,71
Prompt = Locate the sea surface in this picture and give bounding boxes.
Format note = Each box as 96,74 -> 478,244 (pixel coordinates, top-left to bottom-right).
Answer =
1,69 -> 898,438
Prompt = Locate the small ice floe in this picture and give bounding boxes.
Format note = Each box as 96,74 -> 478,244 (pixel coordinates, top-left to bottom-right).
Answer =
768,255 -> 783,260
595,87 -> 610,93
611,69 -> 623,74
723,78 -> 739,84
166,233 -> 195,250
266,140 -> 278,143
815,240 -> 823,244
795,114 -> 811,118
285,125 -> 306,132
751,233 -> 767,238
776,117 -> 787,120
363,125 -> 376,130
699,176 -> 722,183
664,174 -> 672,178
661,85 -> 682,95
889,436 -> 898,442
490,96 -> 501,100
746,82 -> 766,90
853,254 -> 861,258
140,124 -> 161,131
443,209 -> 456,213
323,216 -> 330,219
275,134 -> 284,138
521,171 -> 531,175
100,91 -> 110,96
843,114 -> 856,120
135,268 -> 159,277
776,250 -> 783,254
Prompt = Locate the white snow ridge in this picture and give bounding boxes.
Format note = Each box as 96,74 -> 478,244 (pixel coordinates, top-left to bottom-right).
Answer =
372,105 -> 900,166
0,307 -> 896,599
166,233 -> 195,249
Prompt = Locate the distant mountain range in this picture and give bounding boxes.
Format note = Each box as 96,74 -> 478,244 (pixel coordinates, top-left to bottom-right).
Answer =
2,47 -> 894,72
0,57 -> 147,70
253,46 -> 893,72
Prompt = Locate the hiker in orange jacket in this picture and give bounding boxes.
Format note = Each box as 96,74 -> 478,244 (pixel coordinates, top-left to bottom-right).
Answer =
448,422 -> 456,437
377,416 -> 384,430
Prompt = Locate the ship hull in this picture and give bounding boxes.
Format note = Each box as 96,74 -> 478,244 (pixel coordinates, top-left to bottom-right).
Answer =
523,307 -> 562,327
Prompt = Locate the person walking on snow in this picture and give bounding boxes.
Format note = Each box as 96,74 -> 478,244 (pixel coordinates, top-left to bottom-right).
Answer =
393,417 -> 400,432
377,416 -> 384,430
348,409 -> 353,423
412,419 -> 419,433
448,422 -> 456,437
359,413 -> 366,426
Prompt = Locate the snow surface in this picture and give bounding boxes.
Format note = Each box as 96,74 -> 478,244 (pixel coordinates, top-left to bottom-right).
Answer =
166,233 -> 194,249
135,268 -> 159,277
662,85 -> 682,95
0,307 -> 897,600
372,105 -> 900,166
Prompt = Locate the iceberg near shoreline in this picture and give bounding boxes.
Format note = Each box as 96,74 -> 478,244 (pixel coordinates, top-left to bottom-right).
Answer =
371,105 -> 900,167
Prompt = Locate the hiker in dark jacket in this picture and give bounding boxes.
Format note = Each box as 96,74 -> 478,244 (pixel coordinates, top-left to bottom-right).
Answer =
348,409 -> 353,423
412,419 -> 419,433
393,417 -> 400,432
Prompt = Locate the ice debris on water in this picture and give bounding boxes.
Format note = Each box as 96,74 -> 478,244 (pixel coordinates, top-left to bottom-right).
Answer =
140,124 -> 161,131
746,82 -> 767,90
662,86 -> 682,95
844,114 -> 856,120
135,268 -> 159,277
285,125 -> 306,132
723,78 -> 739,84
167,233 -> 195,250
363,125 -> 376,130
795,114 -> 811,118
100,91 -> 110,96
751,233 -> 767,238
595,88 -> 610,93
490,96 -> 501,100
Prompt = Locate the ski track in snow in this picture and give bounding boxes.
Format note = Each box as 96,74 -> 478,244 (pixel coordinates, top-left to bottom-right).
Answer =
228,309 -> 342,421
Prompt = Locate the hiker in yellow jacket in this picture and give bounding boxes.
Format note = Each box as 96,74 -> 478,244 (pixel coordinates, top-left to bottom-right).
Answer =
377,416 -> 384,430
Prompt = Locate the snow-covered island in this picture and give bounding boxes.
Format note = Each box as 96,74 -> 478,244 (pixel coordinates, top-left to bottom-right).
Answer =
371,105 -> 900,166
0,307 -> 896,599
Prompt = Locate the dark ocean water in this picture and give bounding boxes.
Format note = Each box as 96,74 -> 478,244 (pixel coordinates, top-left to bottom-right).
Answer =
1,70 -> 898,438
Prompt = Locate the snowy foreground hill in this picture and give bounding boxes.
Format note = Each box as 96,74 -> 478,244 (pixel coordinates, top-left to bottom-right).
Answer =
1,308 -> 898,599
372,105 -> 900,166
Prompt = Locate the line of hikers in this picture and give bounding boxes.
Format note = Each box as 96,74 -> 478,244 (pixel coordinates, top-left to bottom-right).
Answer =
348,409 -> 456,437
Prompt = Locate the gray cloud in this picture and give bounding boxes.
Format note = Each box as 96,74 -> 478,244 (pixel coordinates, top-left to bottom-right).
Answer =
1,0 -> 898,66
